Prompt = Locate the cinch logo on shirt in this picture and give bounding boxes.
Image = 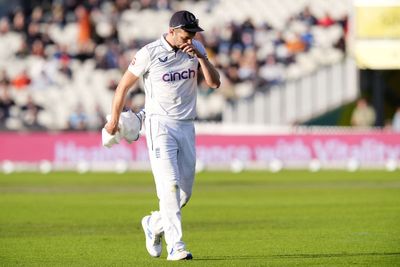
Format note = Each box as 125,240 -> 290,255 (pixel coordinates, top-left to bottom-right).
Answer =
162,69 -> 195,82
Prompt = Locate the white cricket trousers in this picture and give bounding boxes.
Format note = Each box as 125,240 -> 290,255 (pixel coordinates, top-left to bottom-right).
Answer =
145,115 -> 196,254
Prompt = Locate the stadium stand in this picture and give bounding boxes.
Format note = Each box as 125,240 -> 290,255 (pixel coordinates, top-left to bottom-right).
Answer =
0,0 -> 353,131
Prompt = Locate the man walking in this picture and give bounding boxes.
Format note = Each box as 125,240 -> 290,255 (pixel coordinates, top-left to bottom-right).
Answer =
105,10 -> 220,260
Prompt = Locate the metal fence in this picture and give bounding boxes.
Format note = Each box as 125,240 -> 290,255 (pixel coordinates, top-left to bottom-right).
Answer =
223,57 -> 358,125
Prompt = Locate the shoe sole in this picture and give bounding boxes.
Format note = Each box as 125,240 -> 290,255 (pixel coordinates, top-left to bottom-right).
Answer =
141,217 -> 161,258
167,253 -> 193,261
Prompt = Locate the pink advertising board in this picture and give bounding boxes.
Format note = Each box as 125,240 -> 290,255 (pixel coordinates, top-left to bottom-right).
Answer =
0,132 -> 399,165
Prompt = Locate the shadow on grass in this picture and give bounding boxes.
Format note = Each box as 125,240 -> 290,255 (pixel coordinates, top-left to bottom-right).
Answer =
195,252 -> 400,261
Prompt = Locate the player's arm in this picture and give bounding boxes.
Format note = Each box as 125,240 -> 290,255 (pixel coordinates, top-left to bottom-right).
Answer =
105,71 -> 139,135
197,56 -> 220,89
181,40 -> 220,89
105,46 -> 150,135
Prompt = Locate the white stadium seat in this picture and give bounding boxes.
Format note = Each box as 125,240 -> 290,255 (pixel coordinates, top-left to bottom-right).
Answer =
0,0 -> 352,129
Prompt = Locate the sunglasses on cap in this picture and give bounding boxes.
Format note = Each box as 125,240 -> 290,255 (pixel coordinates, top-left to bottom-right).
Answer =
172,19 -> 199,29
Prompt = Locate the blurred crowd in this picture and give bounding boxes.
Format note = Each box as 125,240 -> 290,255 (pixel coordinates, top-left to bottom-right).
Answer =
0,0 -> 349,131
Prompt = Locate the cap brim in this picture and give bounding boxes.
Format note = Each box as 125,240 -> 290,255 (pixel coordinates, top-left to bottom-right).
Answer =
182,26 -> 204,32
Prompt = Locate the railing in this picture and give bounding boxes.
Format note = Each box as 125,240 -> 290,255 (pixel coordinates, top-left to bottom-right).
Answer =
223,57 -> 358,125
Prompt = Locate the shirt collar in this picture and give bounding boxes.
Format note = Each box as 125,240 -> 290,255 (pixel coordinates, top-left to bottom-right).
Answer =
161,34 -> 175,52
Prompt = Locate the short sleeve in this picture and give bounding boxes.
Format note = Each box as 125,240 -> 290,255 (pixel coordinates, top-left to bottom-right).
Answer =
128,47 -> 150,77
193,40 -> 208,59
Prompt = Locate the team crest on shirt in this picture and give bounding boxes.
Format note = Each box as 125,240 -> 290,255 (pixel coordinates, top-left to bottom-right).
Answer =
158,56 -> 168,62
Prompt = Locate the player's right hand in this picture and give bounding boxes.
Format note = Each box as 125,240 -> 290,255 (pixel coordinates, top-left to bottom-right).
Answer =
104,121 -> 119,135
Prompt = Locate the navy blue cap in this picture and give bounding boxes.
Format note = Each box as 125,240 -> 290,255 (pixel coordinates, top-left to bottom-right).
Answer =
169,10 -> 204,32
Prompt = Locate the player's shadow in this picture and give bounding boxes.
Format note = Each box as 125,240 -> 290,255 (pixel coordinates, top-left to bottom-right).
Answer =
195,251 -> 400,261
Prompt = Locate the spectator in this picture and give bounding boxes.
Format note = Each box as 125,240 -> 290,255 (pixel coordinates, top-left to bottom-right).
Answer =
103,41 -> 120,69
392,107 -> 400,132
68,103 -> 89,130
15,39 -> 30,58
258,55 -> 285,88
275,43 -> 294,66
285,33 -> 306,55
31,39 -> 46,58
53,45 -> 73,80
0,69 -> 10,86
12,70 -> 31,89
91,103 -> 107,130
273,31 -> 286,47
351,98 -> 376,127
75,5 -> 96,61
0,17 -> 10,35
238,48 -> 257,81
76,5 -> 92,46
224,64 -> 242,84
155,0 -> 173,11
50,4 -> 66,27
300,27 -> 314,51
31,68 -> 55,90
58,59 -> 73,80
297,6 -> 318,26
30,6 -> 45,23
26,22 -> 42,47
334,16 -> 348,53
54,44 -> 72,61
240,18 -> 256,49
0,88 -> 16,125
318,12 -> 335,28
138,0 -> 157,10
20,95 -> 45,130
95,43 -> 120,70
0,0 -> 351,129
12,10 -> 26,33
52,44 -> 73,79
115,0 -> 131,13
229,45 -> 243,65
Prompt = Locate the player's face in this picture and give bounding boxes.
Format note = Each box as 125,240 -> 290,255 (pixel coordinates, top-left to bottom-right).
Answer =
172,29 -> 196,48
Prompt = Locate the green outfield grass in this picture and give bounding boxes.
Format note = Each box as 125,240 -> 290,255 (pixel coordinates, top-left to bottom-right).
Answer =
0,170 -> 399,266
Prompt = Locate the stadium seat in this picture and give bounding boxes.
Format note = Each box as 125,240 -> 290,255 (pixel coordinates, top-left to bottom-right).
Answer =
0,0 -> 352,130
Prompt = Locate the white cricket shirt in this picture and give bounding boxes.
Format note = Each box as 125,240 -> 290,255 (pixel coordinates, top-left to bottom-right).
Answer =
128,34 -> 207,120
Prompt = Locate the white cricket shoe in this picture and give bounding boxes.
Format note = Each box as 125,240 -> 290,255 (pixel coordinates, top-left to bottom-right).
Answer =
141,215 -> 162,257
167,248 -> 193,261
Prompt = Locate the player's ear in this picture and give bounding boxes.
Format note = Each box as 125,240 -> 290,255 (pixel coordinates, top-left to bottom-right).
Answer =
168,28 -> 174,35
